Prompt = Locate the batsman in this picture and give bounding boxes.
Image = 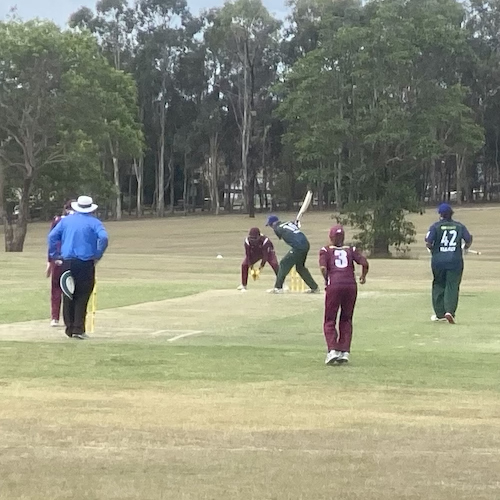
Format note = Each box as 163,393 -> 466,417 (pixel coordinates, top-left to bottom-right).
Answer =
265,214 -> 319,293
425,203 -> 473,324
237,227 -> 279,292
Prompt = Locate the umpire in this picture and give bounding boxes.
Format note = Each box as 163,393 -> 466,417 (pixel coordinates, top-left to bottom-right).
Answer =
425,203 -> 472,324
48,196 -> 108,339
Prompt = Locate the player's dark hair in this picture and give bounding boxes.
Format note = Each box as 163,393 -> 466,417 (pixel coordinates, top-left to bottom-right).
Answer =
441,208 -> 453,219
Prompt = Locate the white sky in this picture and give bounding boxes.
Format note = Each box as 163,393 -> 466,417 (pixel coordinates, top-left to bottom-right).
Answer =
0,0 -> 290,26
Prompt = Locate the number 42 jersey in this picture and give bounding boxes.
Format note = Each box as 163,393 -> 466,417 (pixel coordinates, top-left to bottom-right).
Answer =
425,219 -> 472,270
319,245 -> 368,286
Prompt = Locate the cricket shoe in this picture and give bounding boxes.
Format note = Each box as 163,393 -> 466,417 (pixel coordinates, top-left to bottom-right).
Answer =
267,288 -> 284,294
237,284 -> 247,291
430,315 -> 447,322
325,350 -> 341,365
304,288 -> 321,294
337,351 -> 350,364
72,333 -> 89,340
444,313 -> 456,324
50,319 -> 60,327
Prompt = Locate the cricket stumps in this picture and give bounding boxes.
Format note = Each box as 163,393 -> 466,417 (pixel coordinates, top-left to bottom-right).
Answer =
85,283 -> 97,333
289,267 -> 306,293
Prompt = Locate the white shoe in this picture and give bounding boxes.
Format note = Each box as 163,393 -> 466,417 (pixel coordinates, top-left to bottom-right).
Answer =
237,285 -> 247,291
431,315 -> 447,322
50,319 -> 59,327
325,350 -> 340,365
267,288 -> 284,294
337,351 -> 349,364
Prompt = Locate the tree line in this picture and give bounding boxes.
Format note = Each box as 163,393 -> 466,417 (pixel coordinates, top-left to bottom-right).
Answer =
0,0 -> 499,254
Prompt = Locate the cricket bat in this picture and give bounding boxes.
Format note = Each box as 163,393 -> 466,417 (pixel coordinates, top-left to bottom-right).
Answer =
461,243 -> 481,255
295,190 -> 313,227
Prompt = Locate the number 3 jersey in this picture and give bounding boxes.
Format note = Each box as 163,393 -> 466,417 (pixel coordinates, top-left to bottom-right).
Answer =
425,219 -> 472,270
319,245 -> 367,286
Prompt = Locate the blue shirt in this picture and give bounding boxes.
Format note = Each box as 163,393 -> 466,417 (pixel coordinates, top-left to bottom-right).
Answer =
48,213 -> 109,261
425,218 -> 472,270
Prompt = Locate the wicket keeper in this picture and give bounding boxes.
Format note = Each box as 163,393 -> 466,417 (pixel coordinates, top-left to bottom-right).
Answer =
238,227 -> 279,292
320,225 -> 369,365
265,214 -> 319,293
425,203 -> 472,324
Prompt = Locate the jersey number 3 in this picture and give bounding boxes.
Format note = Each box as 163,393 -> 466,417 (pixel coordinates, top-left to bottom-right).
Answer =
334,249 -> 348,268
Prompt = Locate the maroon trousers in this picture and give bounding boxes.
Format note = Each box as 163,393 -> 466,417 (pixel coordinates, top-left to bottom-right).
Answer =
323,284 -> 358,352
50,262 -> 63,321
241,257 -> 279,286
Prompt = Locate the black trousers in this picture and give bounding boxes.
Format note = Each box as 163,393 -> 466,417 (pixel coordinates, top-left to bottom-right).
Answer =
62,259 -> 95,336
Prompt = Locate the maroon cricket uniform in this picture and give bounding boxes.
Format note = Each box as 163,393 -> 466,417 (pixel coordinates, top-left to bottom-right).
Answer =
241,235 -> 279,286
48,215 -> 64,321
319,245 -> 368,352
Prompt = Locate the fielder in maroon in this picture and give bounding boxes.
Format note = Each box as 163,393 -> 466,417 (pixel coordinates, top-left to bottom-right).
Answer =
46,200 -> 74,327
319,225 -> 369,365
238,227 -> 279,291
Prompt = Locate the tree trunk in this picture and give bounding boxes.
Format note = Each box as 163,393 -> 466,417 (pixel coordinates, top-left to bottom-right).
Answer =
430,159 -> 437,204
157,97 -> 166,217
109,140 -> 121,221
4,177 -> 31,252
183,162 -> 188,216
248,171 -> 255,218
372,206 -> 390,257
113,155 -> 121,220
256,177 -> 264,210
206,133 -> 221,215
0,160 -> 4,221
239,43 -> 253,216
262,125 -> 270,210
456,153 -> 465,205
133,157 -> 143,217
128,172 -> 133,215
169,156 -> 175,214
224,171 -> 232,212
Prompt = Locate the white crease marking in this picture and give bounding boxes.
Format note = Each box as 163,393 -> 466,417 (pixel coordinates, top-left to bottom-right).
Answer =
167,330 -> 204,342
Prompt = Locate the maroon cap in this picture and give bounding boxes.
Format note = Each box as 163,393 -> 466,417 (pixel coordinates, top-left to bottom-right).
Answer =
329,225 -> 345,239
248,227 -> 261,239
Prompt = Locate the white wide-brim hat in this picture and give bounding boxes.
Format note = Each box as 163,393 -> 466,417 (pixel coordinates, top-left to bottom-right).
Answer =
71,195 -> 98,214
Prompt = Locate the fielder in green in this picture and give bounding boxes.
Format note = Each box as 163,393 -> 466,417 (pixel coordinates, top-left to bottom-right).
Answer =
265,215 -> 319,294
425,203 -> 473,324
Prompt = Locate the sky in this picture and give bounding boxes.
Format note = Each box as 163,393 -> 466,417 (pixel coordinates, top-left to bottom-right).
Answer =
0,0 -> 290,26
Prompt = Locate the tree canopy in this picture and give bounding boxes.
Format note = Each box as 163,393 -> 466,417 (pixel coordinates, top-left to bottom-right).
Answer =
3,0 -> 500,254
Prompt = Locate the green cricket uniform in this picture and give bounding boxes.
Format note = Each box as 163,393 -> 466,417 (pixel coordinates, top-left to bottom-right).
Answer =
272,221 -> 318,290
425,218 -> 472,318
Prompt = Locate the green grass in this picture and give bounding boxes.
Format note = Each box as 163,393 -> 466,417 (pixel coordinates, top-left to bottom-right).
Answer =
0,208 -> 500,499
0,342 -> 498,394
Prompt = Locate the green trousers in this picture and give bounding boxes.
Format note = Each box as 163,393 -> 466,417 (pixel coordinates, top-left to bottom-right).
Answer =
275,247 -> 318,291
431,267 -> 463,317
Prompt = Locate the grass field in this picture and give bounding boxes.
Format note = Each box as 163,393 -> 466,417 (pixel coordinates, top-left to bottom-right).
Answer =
0,207 -> 499,500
